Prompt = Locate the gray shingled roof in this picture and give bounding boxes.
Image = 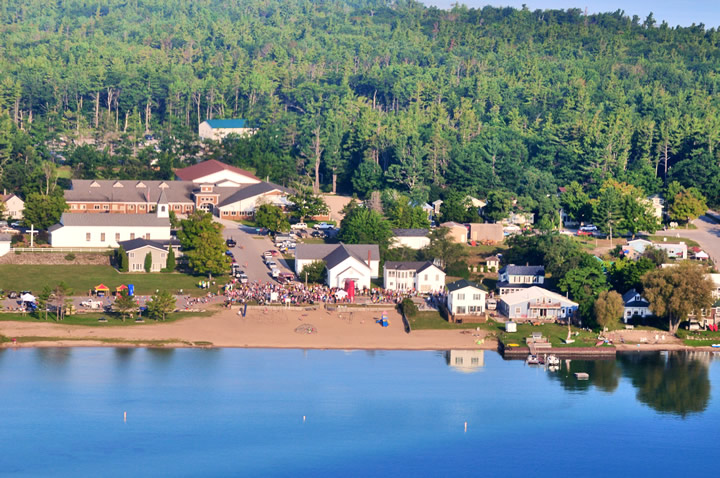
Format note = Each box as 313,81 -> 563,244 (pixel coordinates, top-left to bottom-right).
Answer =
295,243 -> 379,263
384,261 -> 434,271
216,182 -> 291,207
0,233 -> 11,241
65,180 -> 195,204
499,264 -> 545,276
391,228 -> 430,237
324,244 -> 368,270
118,238 -> 179,252
622,289 -> 649,306
446,279 -> 487,292
59,213 -> 170,227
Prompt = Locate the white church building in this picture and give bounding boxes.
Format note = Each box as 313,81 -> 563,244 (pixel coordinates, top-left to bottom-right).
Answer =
49,191 -> 171,248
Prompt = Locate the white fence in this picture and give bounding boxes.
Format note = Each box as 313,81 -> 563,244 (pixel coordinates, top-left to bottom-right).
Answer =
10,247 -> 112,253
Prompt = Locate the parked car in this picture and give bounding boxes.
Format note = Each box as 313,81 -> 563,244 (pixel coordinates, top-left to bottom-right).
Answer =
270,267 -> 280,278
266,260 -> 277,268
237,273 -> 249,284
313,222 -> 334,230
226,238 -> 237,247
290,222 -> 308,230
7,291 -> 18,299
577,230 -> 593,236
579,225 -> 598,232
278,272 -> 295,283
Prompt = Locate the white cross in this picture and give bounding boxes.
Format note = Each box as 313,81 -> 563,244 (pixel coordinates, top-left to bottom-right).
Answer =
28,224 -> 38,247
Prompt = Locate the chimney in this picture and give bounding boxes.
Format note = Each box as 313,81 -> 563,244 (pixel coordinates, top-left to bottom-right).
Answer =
367,249 -> 371,267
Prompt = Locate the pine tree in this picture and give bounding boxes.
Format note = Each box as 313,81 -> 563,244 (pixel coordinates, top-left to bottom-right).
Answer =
144,251 -> 153,273
165,245 -> 176,272
117,246 -> 129,272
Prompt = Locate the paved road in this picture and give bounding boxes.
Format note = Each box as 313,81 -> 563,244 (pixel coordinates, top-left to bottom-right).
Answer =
653,214 -> 720,264
213,217 -> 293,282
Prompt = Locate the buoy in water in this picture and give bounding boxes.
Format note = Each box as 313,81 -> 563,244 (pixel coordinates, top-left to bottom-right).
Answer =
303,415 -> 306,422
464,421 -> 467,432
123,411 -> 127,422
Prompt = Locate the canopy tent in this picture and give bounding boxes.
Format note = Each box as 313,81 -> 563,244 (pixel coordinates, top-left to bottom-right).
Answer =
94,284 -> 110,296
20,293 -> 36,303
335,290 -> 348,298
115,284 -> 129,293
695,251 -> 709,260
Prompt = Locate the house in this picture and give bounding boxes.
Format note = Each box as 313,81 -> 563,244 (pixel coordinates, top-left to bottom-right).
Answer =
622,289 -> 652,323
466,196 -> 487,209
119,238 -> 182,272
708,274 -> 720,299
1,191 -> 24,220
440,221 -> 467,244
446,279 -> 488,316
383,261 -> 445,293
432,199 -> 443,215
198,119 -> 257,141
0,233 -> 10,257
559,208 -> 579,228
175,159 -> 260,187
294,243 -> 379,290
65,179 -> 196,215
645,194 -> 664,219
655,241 -> 687,259
49,196 -> 171,248
497,265 -> 545,295
501,212 -> 534,226
390,229 -> 430,250
498,286 -> 578,320
484,255 -> 500,271
468,223 -> 504,243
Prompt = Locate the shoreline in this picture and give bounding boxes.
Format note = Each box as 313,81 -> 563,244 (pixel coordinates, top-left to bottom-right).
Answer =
1,307 -> 717,353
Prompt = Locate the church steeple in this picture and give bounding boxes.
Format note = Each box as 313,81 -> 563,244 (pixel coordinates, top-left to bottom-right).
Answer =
156,189 -> 169,218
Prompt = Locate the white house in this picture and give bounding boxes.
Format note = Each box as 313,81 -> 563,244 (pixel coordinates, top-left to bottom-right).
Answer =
383,261 -> 445,293
175,159 -> 260,187
198,119 -> 257,141
50,194 -> 171,248
645,194 -> 664,219
501,212 -> 534,226
498,286 -> 578,320
1,191 -> 24,220
0,233 -> 10,257
622,289 -> 652,323
708,274 -> 720,299
446,279 -> 488,316
294,243 -> 379,290
497,264 -> 545,295
655,241 -> 687,259
390,229 -> 431,250
446,349 -> 485,372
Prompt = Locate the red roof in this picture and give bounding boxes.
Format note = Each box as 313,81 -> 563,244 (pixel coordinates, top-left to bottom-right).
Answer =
175,159 -> 259,182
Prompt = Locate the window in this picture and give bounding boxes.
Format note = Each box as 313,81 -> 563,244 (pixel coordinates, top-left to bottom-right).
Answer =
80,205 -> 86,210
129,252 -> 134,258
457,293 -> 465,300
161,206 -> 166,213
129,205 -> 135,209
94,205 -> 100,210
456,306 -> 466,314
86,233 -> 91,242
115,233 -> 120,241
455,357 -> 463,365
473,294 -> 483,301
100,233 -> 105,242
424,274 -> 428,280
71,204 -> 76,210
130,233 -> 135,240
145,233 -> 151,240
103,205 -> 109,210
471,357 -> 479,365
515,307 -> 521,315
388,271 -> 395,277
139,205 -> 145,210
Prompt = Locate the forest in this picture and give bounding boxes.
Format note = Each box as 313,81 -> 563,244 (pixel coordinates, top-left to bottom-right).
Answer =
1,0 -> 720,226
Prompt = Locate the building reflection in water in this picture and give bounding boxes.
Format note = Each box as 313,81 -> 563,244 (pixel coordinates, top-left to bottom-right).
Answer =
445,350 -> 485,373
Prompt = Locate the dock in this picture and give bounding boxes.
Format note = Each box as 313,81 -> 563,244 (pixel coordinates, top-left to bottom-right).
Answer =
501,342 -> 616,359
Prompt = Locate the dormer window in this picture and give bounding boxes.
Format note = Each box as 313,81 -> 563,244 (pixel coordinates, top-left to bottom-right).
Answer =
90,181 -> 100,188
113,181 -> 124,188
136,182 -> 146,188
159,182 -> 169,189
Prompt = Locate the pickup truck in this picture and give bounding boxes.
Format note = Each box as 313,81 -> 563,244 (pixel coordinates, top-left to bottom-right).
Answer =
313,222 -> 334,230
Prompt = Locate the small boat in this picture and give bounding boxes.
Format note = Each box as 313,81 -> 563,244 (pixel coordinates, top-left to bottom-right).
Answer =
545,354 -> 560,366
526,354 -> 540,365
712,344 -> 720,348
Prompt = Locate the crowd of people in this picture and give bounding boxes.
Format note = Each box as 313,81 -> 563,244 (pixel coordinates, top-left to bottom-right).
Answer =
220,278 -> 418,307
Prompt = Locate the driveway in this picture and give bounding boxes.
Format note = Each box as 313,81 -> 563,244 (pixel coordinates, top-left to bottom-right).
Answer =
213,217 -> 292,282
653,214 -> 720,264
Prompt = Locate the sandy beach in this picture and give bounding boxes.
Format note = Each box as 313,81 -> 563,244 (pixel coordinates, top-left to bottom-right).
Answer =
0,307 -> 496,350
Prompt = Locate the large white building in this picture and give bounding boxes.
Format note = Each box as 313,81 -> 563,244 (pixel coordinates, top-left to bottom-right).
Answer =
390,229 -> 431,250
49,193 -> 171,248
498,286 -> 578,321
383,261 -> 446,293
198,119 -> 258,142
294,243 -> 380,290
175,159 -> 261,187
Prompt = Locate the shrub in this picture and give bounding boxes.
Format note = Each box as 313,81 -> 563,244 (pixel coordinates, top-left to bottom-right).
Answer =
64,253 -> 76,261
446,261 -> 470,279
400,298 -> 419,317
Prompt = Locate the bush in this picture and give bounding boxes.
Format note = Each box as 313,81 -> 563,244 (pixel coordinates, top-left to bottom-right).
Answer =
446,261 -> 470,279
400,298 -> 419,317
64,253 -> 76,261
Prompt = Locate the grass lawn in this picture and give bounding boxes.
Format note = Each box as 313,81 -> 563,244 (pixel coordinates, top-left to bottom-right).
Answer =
407,310 -> 494,330
493,322 -> 607,348
0,308 -> 219,326
683,339 -> 720,347
647,235 -> 699,247
0,265 -> 223,297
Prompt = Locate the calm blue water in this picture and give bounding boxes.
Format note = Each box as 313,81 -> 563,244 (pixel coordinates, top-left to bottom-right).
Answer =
0,348 -> 718,477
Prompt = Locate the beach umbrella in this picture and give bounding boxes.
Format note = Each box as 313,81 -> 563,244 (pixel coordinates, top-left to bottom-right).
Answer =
20,293 -> 36,303
335,290 -> 348,298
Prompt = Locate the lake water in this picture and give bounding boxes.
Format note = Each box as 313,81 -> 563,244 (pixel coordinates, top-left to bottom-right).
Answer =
1,348 -> 718,477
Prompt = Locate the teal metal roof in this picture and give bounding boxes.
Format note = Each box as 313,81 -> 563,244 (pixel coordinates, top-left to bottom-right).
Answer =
205,119 -> 249,129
